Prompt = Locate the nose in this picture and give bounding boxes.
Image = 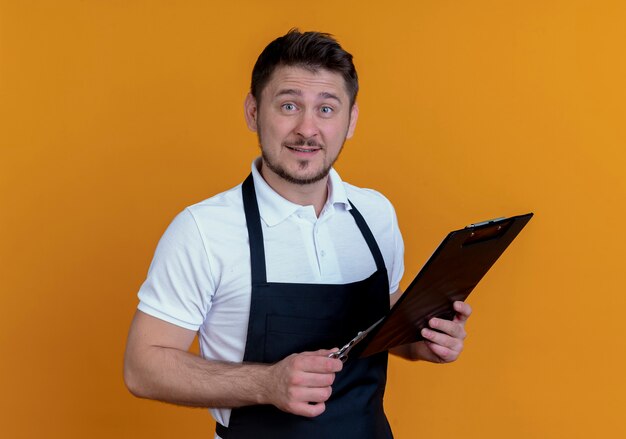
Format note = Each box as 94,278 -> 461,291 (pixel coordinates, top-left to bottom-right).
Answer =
295,110 -> 319,139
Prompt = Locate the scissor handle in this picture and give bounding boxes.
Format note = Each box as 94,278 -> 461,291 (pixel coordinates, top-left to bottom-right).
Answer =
328,352 -> 348,363
328,350 -> 349,363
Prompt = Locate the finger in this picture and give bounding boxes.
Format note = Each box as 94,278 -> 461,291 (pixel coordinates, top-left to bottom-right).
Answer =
453,301 -> 472,323
424,341 -> 460,363
292,401 -> 326,418
301,348 -> 339,356
294,385 -> 333,404
291,371 -> 336,388
294,353 -> 343,373
429,317 -> 467,340
421,327 -> 463,351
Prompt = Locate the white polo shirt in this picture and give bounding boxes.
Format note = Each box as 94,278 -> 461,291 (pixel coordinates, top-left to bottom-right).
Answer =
137,158 -> 404,429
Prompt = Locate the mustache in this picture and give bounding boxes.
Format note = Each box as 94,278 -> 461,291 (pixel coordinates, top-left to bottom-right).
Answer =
283,138 -> 322,148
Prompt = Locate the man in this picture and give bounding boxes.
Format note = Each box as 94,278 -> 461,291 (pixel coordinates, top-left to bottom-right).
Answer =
124,29 -> 471,438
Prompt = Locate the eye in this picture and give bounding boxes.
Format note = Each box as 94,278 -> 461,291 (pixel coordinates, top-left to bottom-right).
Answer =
282,103 -> 297,112
320,106 -> 334,114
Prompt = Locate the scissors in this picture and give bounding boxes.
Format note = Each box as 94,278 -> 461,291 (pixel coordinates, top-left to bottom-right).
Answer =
328,317 -> 385,363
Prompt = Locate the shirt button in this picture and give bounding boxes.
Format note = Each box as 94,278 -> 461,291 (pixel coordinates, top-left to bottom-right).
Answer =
320,250 -> 326,257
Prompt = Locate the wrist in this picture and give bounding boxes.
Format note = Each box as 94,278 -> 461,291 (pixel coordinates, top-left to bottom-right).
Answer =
249,362 -> 274,405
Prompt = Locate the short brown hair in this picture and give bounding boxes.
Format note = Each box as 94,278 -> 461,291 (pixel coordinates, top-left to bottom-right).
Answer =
251,29 -> 359,106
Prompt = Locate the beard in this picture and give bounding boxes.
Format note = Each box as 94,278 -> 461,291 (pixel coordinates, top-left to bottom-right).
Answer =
258,133 -> 345,186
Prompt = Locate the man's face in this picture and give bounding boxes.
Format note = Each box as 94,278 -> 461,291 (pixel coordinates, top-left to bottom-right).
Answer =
244,65 -> 358,186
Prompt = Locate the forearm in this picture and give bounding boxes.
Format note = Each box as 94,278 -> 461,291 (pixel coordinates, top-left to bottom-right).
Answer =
124,345 -> 272,408
123,311 -> 342,416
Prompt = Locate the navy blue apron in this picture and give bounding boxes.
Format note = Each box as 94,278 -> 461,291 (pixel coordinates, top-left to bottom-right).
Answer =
216,174 -> 393,438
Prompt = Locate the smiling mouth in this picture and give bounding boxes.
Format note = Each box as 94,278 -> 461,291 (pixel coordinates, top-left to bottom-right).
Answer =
285,145 -> 321,153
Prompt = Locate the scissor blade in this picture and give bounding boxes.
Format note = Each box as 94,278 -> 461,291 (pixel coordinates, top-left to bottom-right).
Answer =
330,317 -> 385,361
360,316 -> 385,338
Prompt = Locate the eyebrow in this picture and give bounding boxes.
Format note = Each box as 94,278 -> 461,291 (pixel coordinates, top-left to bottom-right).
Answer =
275,89 -> 343,103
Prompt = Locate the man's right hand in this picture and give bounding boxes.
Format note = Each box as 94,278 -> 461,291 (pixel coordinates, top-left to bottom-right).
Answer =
265,349 -> 343,417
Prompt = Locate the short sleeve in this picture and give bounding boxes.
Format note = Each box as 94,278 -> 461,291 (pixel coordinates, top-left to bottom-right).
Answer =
137,208 -> 214,330
387,199 -> 405,294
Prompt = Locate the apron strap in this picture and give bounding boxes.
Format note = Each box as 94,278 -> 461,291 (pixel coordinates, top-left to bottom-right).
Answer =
347,200 -> 387,273
242,173 -> 267,284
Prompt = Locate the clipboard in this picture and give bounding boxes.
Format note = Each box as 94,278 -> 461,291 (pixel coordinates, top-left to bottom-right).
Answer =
356,212 -> 533,358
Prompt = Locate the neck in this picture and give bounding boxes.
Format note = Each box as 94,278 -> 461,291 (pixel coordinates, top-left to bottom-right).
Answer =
259,163 -> 329,217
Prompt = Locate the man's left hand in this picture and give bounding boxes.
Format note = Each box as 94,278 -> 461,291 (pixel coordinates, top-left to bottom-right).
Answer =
391,301 -> 472,363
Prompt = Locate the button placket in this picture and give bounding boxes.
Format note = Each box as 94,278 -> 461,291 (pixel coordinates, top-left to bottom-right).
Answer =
293,209 -> 322,280
313,222 -> 323,273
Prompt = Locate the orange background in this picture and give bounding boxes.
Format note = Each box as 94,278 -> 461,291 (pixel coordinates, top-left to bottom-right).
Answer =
1,1 -> 625,437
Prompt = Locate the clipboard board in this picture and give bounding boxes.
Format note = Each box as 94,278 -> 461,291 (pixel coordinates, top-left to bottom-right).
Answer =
356,212 -> 533,358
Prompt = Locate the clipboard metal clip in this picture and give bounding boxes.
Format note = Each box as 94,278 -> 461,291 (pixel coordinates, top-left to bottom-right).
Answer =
328,317 -> 385,363
466,217 -> 505,228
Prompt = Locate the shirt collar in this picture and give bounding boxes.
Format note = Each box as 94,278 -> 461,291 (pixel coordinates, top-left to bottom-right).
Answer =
250,157 -> 351,227
326,166 -> 351,211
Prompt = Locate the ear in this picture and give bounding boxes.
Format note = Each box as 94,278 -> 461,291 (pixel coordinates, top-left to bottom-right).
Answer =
346,102 -> 359,139
244,93 -> 258,132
